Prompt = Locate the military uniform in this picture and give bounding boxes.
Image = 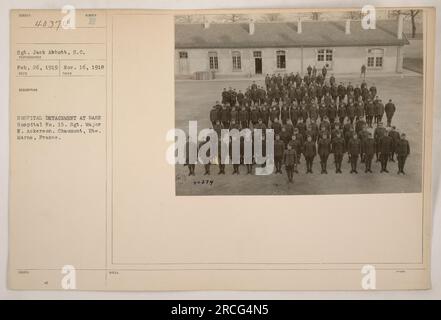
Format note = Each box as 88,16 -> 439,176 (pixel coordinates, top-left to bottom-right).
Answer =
230,107 -> 239,123
281,107 -> 290,125
229,121 -> 240,131
221,89 -> 229,105
220,107 -> 230,128
309,121 -> 319,142
362,136 -> 375,173
337,104 -> 346,125
230,89 -> 237,107
374,125 -> 387,161
332,135 -> 345,173
379,134 -> 393,172
290,106 -> 299,125
284,122 -> 294,138
365,101 -> 375,127
237,91 -> 245,106
319,104 -> 327,122
396,137 -> 410,174
243,135 -> 254,174
344,128 -> 354,156
265,75 -> 271,91
309,105 -> 319,122
385,101 -> 396,127
230,137 -> 241,174
355,118 -> 366,135
355,101 -> 365,120
296,121 -> 307,137
375,100 -> 385,124
260,106 -> 270,127
288,136 -> 303,164
270,107 -> 280,123
199,139 -> 212,175
210,106 -> 219,127
346,103 -> 356,124
317,137 -> 331,174
348,136 -> 361,173
319,119 -> 331,136
330,75 -> 336,87
284,148 -> 297,183
280,128 -> 291,147
303,139 -> 317,173
271,121 -> 282,137
185,140 -> 197,176
254,121 -> 267,133
250,108 -> 260,126
322,66 -> 327,79
327,104 -> 337,125
299,107 -> 308,123
274,138 -> 285,174
337,83 -> 347,101
238,108 -> 249,129
358,128 -> 369,163
217,138 -> 228,175
369,86 -> 377,98
213,122 -> 223,139
388,128 -> 401,161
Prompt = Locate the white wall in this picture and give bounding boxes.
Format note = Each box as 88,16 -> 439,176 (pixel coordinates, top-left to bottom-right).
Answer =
175,45 -> 401,77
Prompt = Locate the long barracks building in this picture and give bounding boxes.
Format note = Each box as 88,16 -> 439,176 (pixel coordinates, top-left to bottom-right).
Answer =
175,18 -> 409,78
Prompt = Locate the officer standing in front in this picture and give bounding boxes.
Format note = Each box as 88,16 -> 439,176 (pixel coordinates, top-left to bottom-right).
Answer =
284,144 -> 297,183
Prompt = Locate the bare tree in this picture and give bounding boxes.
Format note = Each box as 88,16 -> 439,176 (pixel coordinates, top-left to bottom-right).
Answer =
175,15 -> 193,24
312,12 -> 320,20
229,14 -> 241,23
264,13 -> 282,22
409,10 -> 420,38
347,11 -> 362,20
389,9 -> 421,38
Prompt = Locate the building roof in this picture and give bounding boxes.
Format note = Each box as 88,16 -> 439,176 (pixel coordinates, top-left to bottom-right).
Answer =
175,20 -> 409,49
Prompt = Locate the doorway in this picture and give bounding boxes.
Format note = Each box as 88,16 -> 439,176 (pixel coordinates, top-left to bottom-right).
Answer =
178,51 -> 189,74
254,51 -> 262,74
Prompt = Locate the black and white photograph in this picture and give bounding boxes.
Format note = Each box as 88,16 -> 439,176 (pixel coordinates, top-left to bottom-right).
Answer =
174,10 -> 424,196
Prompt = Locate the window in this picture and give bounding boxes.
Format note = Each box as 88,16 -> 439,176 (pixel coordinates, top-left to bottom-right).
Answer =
317,49 -> 333,62
253,51 -> 262,58
276,50 -> 286,69
208,51 -> 218,70
232,51 -> 241,71
375,56 -> 383,67
326,50 -> 333,61
367,48 -> 384,68
179,51 -> 188,59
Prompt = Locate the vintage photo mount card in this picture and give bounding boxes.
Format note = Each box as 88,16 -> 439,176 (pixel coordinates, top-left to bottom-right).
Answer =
8,7 -> 435,290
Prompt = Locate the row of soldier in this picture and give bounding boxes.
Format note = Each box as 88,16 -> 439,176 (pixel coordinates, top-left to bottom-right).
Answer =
211,95 -> 396,131
184,127 -> 410,182
189,77 -> 410,182
221,73 -> 386,111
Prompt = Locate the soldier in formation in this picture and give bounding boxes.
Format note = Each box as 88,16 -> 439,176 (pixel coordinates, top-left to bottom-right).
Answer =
184,75 -> 410,180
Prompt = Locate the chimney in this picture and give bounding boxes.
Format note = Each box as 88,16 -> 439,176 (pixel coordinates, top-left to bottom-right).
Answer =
345,19 -> 351,35
297,19 -> 302,34
203,19 -> 210,29
397,14 -> 404,39
249,19 -> 255,35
